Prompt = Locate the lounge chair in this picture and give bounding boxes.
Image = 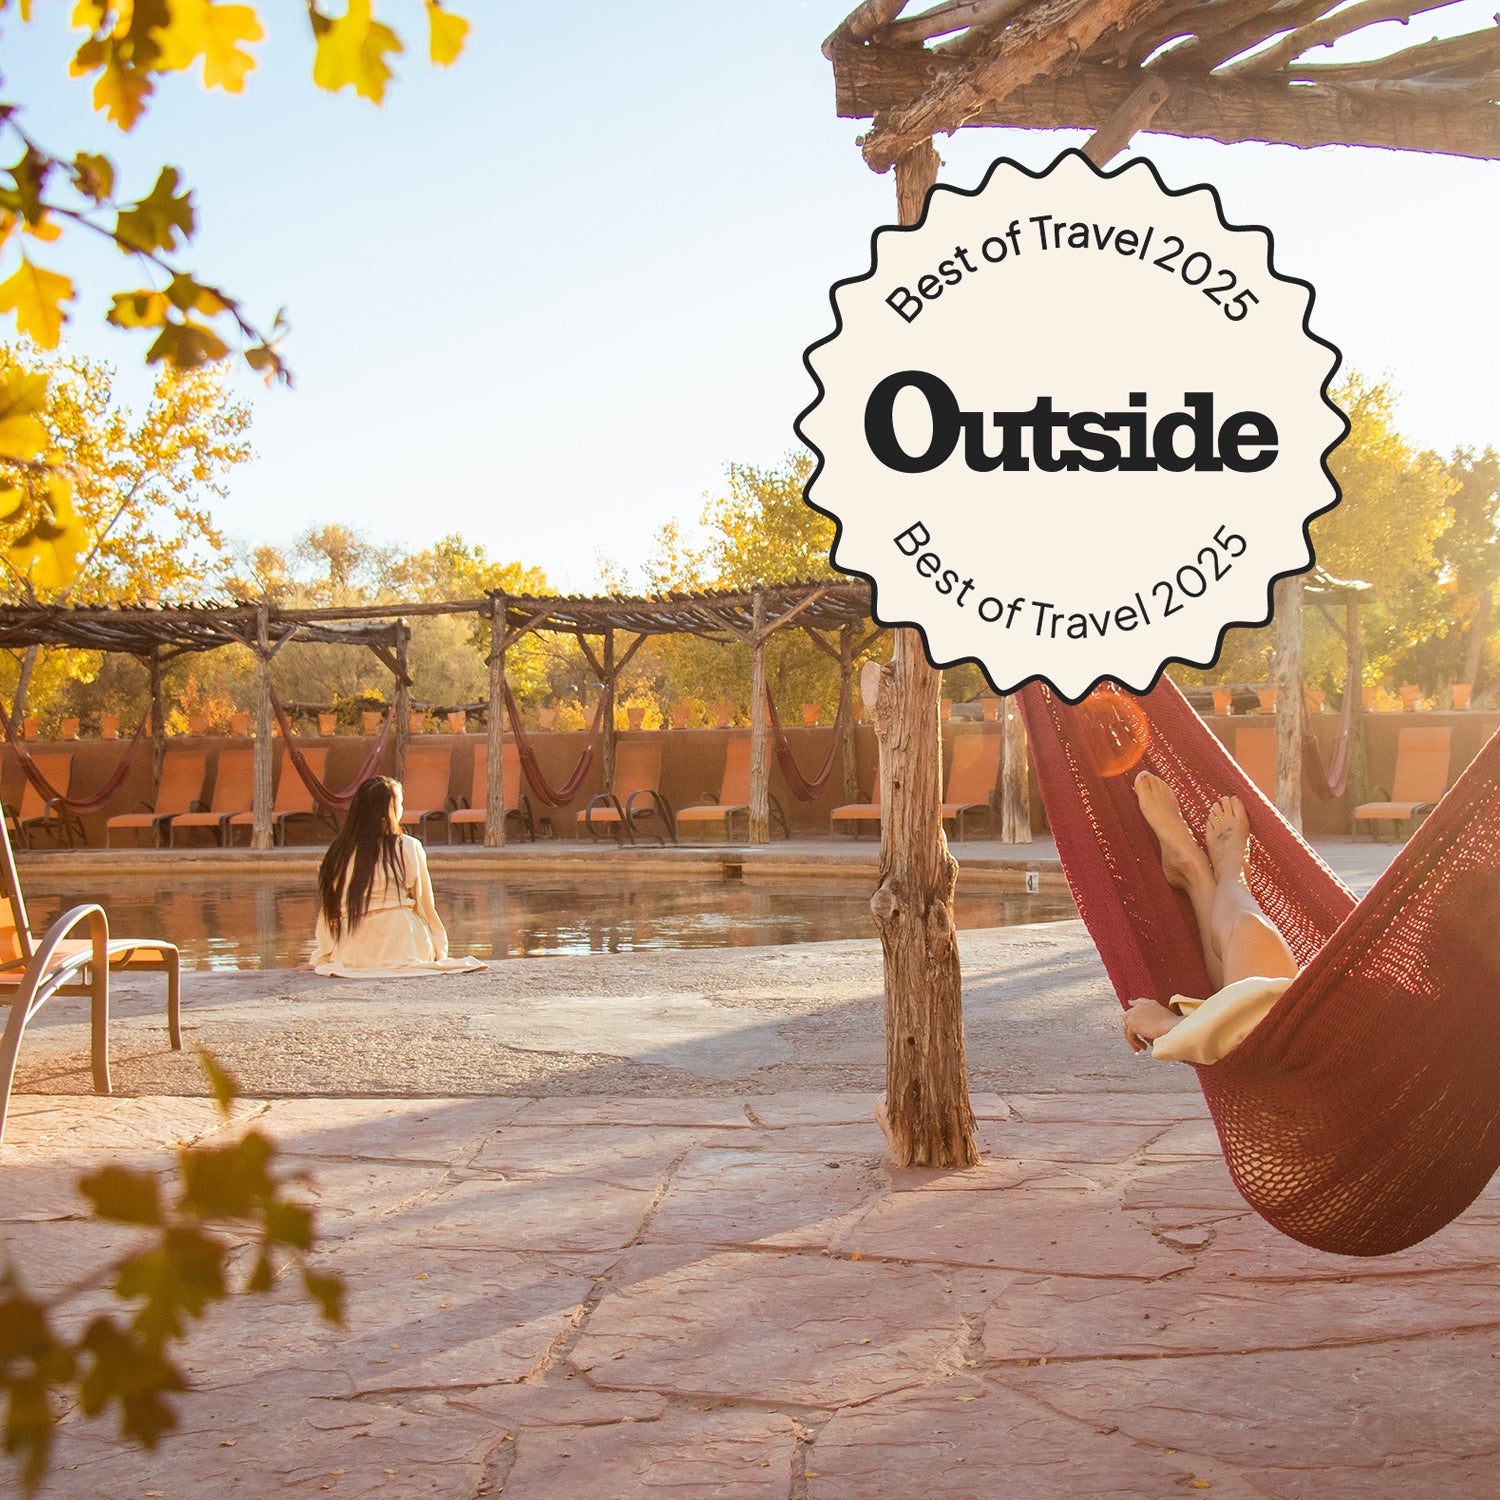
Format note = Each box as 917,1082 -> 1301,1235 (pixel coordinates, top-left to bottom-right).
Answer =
5,750 -> 85,849
167,746 -> 255,847
398,746 -> 454,842
676,737 -> 787,842
0,813 -> 182,1143
580,741 -> 675,844
449,740 -> 534,842
831,779 -> 881,836
105,749 -> 207,848
1355,726 -> 1452,832
942,734 -> 1001,840
1231,727 -> 1277,800
225,747 -> 334,846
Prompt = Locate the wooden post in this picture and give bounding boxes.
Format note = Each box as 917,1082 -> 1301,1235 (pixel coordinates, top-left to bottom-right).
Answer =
252,605 -> 274,851
601,629 -> 617,794
486,594 -> 507,848
1274,574 -> 1304,830
749,590 -> 770,844
148,647 -> 165,786
393,621 -> 410,784
872,138 -> 977,1171
1000,694 -> 1031,843
1081,77 -> 1170,167
839,625 -> 859,804
1346,597 -> 1371,818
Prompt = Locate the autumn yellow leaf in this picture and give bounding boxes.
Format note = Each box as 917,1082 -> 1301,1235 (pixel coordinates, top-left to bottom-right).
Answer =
9,472 -> 83,591
92,59 -> 153,129
108,289 -> 172,328
313,0 -> 404,103
153,0 -> 264,92
425,2 -> 469,66
0,367 -> 51,461
0,257 -> 75,347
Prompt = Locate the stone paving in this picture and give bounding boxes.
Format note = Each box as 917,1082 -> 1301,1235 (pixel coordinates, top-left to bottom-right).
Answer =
6,1081 -> 1500,1499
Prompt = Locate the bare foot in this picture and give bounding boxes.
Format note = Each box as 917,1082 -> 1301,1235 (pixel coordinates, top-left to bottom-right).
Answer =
1205,796 -> 1251,881
1134,772 -> 1213,894
1123,998 -> 1182,1053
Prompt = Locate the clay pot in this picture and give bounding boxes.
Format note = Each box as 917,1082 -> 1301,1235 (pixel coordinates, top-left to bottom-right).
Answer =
1211,689 -> 1233,716
447,711 -> 467,734
1305,689 -> 1326,715
538,707 -> 557,730
22,717 -> 38,740
319,712 -> 338,736
671,704 -> 690,729
362,710 -> 382,736
1361,687 -> 1376,711
410,711 -> 427,734
717,702 -> 734,728
1399,684 -> 1421,712
801,703 -> 821,726
979,696 -> 1002,722
1255,688 -> 1278,713
941,697 -> 954,721
626,706 -> 646,731
188,713 -> 209,736
60,717 -> 80,740
230,712 -> 249,737
1451,683 -> 1473,711
100,714 -> 121,740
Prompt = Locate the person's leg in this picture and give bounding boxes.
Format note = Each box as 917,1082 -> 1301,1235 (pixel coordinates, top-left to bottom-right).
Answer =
1134,772 -> 1224,989
1204,796 -> 1299,985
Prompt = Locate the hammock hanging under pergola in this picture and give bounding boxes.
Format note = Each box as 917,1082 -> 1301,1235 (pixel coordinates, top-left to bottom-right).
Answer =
1018,677 -> 1500,1257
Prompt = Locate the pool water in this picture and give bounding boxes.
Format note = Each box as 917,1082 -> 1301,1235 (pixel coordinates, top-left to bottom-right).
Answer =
18,872 -> 1077,971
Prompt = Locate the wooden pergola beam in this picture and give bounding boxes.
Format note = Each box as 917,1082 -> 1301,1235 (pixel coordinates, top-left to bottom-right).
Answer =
855,0 -> 1169,170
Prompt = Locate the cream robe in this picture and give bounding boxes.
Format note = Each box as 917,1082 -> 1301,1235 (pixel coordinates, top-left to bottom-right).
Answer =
1150,976 -> 1294,1065
311,834 -> 485,977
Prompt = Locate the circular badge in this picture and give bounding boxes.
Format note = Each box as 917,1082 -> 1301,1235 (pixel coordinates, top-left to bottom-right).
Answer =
796,151 -> 1346,703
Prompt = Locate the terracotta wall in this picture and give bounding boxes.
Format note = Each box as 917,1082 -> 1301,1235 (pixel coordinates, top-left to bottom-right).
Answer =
4,712 -> 1493,847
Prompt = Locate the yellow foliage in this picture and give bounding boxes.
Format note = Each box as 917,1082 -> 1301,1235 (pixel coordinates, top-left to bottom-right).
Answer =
153,1 -> 264,92
313,0 -> 405,103
425,1 -> 468,65
0,257 -> 74,347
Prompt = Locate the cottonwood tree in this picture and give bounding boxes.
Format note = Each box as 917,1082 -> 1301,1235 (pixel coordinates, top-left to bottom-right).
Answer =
0,343 -> 251,717
0,0 -> 469,585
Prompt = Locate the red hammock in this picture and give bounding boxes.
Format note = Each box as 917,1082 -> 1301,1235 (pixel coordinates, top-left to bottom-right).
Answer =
765,683 -> 849,801
269,689 -> 393,811
501,680 -> 606,807
0,702 -> 148,813
1301,655 -> 1359,801
1018,677 -> 1500,1257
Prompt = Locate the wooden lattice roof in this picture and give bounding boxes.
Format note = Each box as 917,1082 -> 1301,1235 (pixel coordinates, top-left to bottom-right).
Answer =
0,582 -> 877,657
826,0 -> 1500,167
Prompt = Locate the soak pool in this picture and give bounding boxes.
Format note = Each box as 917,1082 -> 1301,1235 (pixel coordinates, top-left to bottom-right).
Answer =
18,871 -> 1076,971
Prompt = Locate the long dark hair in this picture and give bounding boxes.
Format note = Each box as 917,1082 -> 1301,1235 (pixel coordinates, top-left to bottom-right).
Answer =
318,776 -> 407,939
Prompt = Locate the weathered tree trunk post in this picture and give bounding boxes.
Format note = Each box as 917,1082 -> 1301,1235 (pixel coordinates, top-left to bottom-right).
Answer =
1274,575 -> 1304,830
12,644 -> 39,720
393,620 -> 410,784
1000,694 -> 1032,844
839,625 -> 860,804
148,647 -> 165,786
252,605 -> 274,850
749,590 -> 771,844
1346,598 -> 1372,818
601,630 -> 617,793
871,139 -> 977,1170
485,594 -> 507,848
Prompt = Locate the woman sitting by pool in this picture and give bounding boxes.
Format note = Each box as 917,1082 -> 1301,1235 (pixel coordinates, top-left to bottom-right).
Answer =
311,776 -> 485,977
1122,771 -> 1300,1063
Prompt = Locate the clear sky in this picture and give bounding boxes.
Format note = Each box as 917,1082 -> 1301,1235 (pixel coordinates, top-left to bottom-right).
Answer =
6,1 -> 1499,591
